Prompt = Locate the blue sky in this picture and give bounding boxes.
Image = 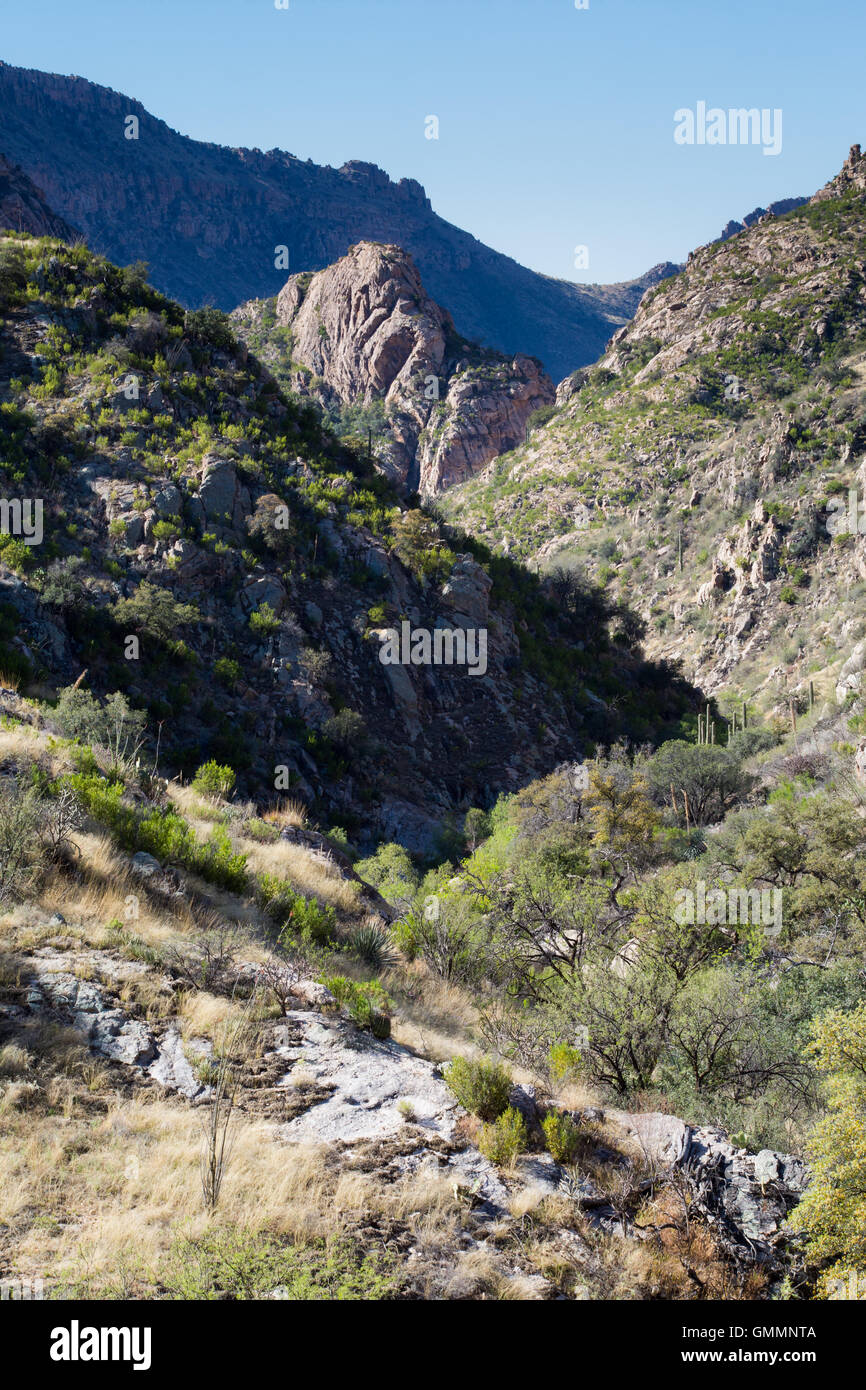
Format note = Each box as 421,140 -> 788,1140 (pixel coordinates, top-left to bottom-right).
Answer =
2,0 -> 864,283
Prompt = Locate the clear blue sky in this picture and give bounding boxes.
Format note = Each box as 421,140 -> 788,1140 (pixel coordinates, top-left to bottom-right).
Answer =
2,0 -> 864,283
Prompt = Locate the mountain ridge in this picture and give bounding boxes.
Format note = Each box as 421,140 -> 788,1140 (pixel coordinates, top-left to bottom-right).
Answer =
0,60 -> 673,381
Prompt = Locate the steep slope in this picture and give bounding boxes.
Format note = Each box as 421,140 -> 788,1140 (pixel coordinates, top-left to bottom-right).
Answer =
442,145 -> 866,722
232,242 -> 555,495
0,61 -> 674,381
0,232 -> 697,853
0,153 -> 76,239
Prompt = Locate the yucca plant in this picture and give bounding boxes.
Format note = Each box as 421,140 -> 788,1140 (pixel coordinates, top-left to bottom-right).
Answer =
347,921 -> 398,971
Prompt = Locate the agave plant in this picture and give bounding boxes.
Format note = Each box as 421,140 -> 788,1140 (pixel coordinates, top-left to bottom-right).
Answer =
347,920 -> 398,971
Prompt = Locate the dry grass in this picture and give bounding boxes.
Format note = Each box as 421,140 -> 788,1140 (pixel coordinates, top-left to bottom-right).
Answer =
240,834 -> 360,913
263,799 -> 308,830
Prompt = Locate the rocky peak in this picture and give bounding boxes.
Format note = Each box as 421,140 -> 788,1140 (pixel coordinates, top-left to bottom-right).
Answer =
240,242 -> 556,495
811,143 -> 866,203
275,242 -> 450,405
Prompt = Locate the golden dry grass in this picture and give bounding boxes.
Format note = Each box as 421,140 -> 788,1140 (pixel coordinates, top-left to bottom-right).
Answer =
263,799 -> 308,829
0,1076 -> 466,1290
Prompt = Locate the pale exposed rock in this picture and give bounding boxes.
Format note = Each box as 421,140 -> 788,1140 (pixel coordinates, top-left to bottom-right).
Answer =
262,243 -> 555,495
836,640 -> 866,703
289,980 -> 337,1008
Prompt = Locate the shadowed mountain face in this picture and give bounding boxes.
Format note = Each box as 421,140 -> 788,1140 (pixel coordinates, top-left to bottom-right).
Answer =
0,153 -> 76,240
0,61 -> 675,380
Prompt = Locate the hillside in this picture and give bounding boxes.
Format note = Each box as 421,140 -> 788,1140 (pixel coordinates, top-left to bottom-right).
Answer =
0,61 -> 675,381
3,689 -> 859,1301
441,145 -> 866,726
1,213 -> 865,1311
232,242 -> 556,496
0,231 -> 698,856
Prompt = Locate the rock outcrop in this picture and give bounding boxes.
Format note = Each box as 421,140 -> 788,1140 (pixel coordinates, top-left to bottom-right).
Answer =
0,152 -> 76,239
236,243 -> 556,495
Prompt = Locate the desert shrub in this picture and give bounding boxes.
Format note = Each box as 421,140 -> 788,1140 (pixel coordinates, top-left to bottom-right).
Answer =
214,657 -> 242,689
727,727 -> 779,759
39,556 -> 86,611
547,1042 -> 584,1083
112,582 -> 199,642
53,687 -> 146,771
790,1003 -> 866,1294
184,306 -> 236,352
299,646 -> 334,685
0,783 -> 46,903
347,922 -> 397,971
355,842 -> 419,908
257,874 -> 336,944
68,773 -> 248,893
161,1226 -> 398,1300
321,975 -> 391,1037
192,761 -> 236,801
443,1055 -> 512,1121
393,895 -> 489,985
249,602 -> 281,637
477,1106 -> 527,1165
322,708 -> 367,754
647,740 -> 754,825
542,1109 -> 581,1164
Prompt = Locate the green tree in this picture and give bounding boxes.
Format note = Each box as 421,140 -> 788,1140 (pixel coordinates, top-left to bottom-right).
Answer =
113,582 -> 199,642
790,1004 -> 866,1295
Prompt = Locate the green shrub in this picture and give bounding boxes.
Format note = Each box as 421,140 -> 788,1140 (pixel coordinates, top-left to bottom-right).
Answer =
112,582 -> 199,642
547,1042 -> 584,1083
478,1106 -> 527,1165
68,772 -> 248,893
191,761 -> 236,800
542,1110 -> 581,1164
0,782 -> 46,903
160,1226 -> 398,1300
257,874 -> 336,945
321,975 -> 391,1037
53,687 -> 146,771
443,1055 -> 511,1121
249,602 -> 280,636
214,657 -> 242,689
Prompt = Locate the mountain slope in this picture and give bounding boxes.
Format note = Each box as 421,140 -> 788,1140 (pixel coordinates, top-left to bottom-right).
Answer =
441,145 -> 866,721
0,153 -> 76,240
232,242 -> 556,495
0,61 -> 673,381
0,230 -> 698,852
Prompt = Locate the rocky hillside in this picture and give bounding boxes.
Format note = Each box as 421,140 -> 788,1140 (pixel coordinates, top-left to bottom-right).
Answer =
0,62 -> 676,381
442,145 -> 866,723
0,154 -> 76,241
0,705 -> 827,1300
0,231 -> 698,855
232,243 -> 555,495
